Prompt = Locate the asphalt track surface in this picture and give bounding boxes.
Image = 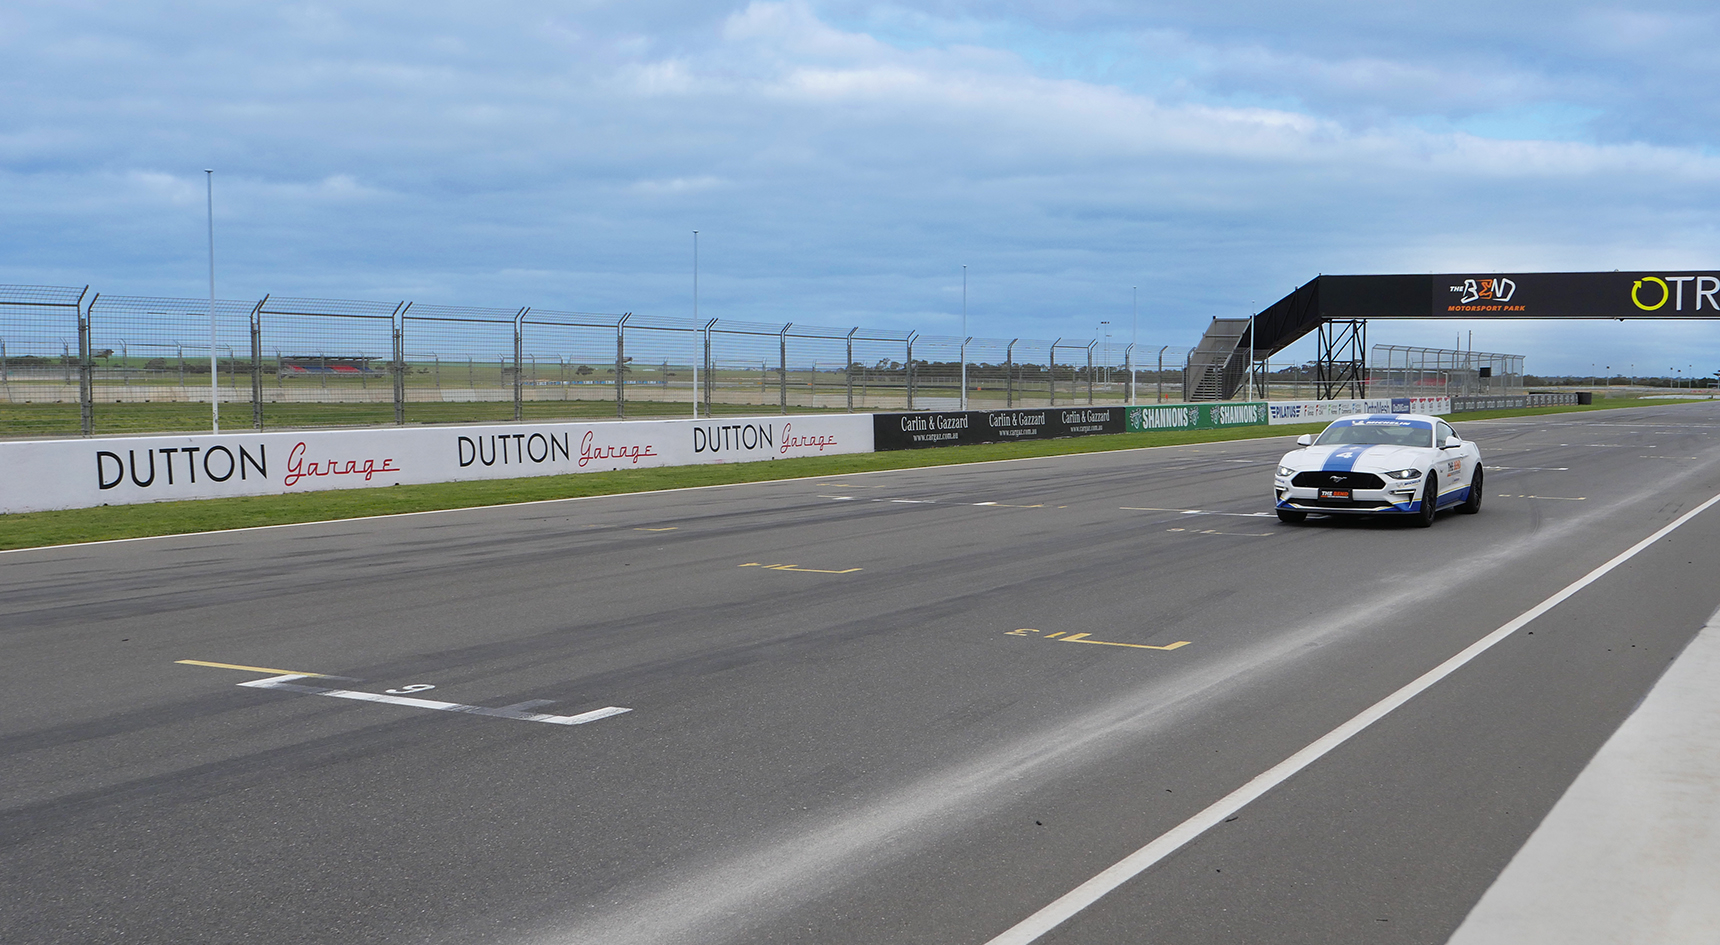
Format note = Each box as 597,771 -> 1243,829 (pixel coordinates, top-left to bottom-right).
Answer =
5,402 -> 1720,945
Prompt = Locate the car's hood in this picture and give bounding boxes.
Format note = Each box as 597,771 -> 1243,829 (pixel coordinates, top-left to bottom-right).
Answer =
1280,444 -> 1433,473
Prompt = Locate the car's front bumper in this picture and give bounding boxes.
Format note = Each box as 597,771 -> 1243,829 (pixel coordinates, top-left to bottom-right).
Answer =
1274,477 -> 1422,515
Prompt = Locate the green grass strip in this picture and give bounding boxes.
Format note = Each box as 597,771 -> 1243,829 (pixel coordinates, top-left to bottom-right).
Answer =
1,396 -> 1703,552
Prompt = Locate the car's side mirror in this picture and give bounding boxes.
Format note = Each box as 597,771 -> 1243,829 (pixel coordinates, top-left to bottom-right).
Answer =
1296,434 -> 1314,446
1443,435 -> 1462,449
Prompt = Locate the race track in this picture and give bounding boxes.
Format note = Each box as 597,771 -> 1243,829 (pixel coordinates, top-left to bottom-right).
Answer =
5,401 -> 1720,944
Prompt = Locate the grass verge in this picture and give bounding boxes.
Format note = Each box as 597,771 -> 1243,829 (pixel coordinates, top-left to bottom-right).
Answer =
2,396 -> 1706,552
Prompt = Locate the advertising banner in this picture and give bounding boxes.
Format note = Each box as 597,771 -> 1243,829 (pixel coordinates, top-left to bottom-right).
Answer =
872,407 -> 1125,450
1431,272 -> 1720,319
1124,402 -> 1269,433
1265,397 -> 1450,425
0,413 -> 875,514
1451,395 -> 1530,412
1303,272 -> 1720,321
872,410 -> 988,449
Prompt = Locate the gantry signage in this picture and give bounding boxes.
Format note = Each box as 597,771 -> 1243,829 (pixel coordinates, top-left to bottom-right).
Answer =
1321,271 -> 1720,320
1253,270 -> 1720,356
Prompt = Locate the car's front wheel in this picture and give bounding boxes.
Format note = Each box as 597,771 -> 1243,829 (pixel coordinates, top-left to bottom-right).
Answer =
1414,473 -> 1438,528
1459,465 -> 1483,514
1277,508 -> 1307,523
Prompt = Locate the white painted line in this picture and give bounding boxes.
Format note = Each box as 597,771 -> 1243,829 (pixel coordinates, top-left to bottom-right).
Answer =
983,487 -> 1720,945
237,674 -> 630,726
1487,466 -> 1570,471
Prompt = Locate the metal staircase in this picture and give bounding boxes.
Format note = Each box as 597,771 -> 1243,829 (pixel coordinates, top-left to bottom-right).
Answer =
1183,317 -> 1250,401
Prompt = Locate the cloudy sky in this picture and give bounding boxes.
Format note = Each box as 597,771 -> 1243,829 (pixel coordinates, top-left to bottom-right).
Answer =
4,0 -> 1719,374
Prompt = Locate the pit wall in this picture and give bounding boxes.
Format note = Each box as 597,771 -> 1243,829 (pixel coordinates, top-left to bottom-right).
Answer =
1456,393 -> 1581,411
871,403 -> 1272,450
0,414 -> 874,514
2,397 -> 1478,514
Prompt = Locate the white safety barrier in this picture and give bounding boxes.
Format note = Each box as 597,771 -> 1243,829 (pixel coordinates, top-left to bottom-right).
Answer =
0,413 -> 875,514
1266,396 -> 1451,425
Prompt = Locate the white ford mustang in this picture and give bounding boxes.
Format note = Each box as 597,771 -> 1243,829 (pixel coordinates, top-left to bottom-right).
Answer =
1272,413 -> 1482,526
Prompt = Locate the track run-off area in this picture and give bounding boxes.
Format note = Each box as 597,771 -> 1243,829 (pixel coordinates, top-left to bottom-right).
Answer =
4,401 -> 1720,944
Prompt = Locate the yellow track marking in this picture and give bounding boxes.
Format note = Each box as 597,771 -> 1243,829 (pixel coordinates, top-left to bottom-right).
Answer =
176,659 -> 333,678
1004,630 -> 1188,651
738,563 -> 863,574
1058,633 -> 1191,651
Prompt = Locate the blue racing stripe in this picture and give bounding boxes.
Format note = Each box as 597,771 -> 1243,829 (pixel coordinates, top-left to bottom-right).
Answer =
1321,444 -> 1378,472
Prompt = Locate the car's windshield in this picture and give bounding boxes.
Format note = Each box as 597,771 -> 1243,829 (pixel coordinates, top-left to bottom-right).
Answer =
1315,418 -> 1434,448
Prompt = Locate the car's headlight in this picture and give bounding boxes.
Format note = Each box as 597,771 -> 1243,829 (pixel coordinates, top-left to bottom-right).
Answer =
1277,465 -> 1295,477
1384,468 -> 1423,479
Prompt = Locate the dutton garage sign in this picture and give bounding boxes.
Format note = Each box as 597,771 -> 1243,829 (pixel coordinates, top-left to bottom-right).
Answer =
0,414 -> 875,514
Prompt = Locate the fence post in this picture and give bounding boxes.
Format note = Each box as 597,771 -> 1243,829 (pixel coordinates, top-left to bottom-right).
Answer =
1158,346 -> 1166,403
1049,339 -> 1059,406
616,313 -> 631,418
960,335 -> 972,410
703,318 -> 716,416
905,332 -> 917,410
778,322 -> 791,415
1087,341 -> 1096,405
384,302 -> 401,425
846,327 -> 857,412
513,306 -> 528,422
251,297 -> 266,429
77,287 -> 93,436
1125,343 -> 1135,405
1006,338 -> 1017,407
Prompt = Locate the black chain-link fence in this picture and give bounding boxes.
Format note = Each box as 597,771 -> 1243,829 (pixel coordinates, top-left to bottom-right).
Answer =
1,284 -> 1192,437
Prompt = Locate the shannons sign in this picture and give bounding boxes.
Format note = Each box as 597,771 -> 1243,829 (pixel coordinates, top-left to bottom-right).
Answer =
0,413 -> 875,514
1124,402 -> 1268,433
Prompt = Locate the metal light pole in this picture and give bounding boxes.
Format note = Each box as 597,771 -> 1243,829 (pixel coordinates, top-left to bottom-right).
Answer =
960,265 -> 967,411
692,230 -> 699,418
205,169 -> 218,432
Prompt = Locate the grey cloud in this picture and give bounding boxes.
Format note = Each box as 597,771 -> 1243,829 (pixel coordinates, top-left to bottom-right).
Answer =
0,1 -> 1717,372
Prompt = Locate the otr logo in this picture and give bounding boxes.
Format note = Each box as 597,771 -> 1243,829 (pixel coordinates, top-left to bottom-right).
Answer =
1455,277 -> 1515,303
1631,275 -> 1720,311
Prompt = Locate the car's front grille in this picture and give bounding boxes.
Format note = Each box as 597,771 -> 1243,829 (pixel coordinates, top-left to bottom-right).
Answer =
1293,470 -> 1386,489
